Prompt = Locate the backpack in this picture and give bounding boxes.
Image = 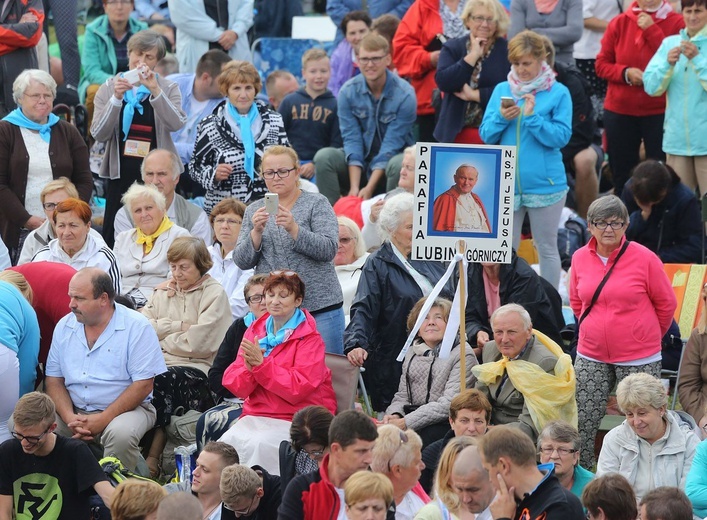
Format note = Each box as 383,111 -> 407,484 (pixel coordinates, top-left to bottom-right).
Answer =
558,214 -> 590,271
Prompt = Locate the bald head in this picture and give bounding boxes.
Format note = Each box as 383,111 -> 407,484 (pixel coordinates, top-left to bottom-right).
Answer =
452,446 -> 494,514
156,492 -> 202,520
453,445 -> 485,478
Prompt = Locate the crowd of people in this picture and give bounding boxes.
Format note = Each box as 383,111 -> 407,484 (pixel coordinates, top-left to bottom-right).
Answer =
1,0 -> 707,518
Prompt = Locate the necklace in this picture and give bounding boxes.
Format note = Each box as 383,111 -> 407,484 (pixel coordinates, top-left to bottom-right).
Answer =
203,502 -> 220,520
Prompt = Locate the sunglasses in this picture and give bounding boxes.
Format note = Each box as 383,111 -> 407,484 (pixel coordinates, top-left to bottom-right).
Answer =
387,430 -> 408,471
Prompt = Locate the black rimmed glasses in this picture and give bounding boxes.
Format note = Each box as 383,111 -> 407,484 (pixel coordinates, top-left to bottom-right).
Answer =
224,492 -> 257,515
262,168 -> 295,179
11,426 -> 52,446
592,220 -> 625,230
246,293 -> 265,304
538,446 -> 578,456
358,54 -> 388,65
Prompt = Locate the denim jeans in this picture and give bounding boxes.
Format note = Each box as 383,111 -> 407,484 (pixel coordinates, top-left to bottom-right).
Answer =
312,306 -> 345,354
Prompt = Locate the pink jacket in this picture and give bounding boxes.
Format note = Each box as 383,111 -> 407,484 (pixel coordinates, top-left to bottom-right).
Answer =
222,310 -> 337,420
569,237 -> 676,363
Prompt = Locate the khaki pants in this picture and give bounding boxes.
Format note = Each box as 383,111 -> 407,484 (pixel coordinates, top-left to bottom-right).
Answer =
54,402 -> 156,471
85,83 -> 101,131
666,154 -> 707,197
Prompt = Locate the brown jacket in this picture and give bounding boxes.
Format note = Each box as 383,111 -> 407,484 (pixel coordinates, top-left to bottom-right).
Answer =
0,120 -> 92,251
678,328 -> 707,422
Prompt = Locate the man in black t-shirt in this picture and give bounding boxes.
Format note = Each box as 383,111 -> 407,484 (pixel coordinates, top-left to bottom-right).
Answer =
0,392 -> 113,520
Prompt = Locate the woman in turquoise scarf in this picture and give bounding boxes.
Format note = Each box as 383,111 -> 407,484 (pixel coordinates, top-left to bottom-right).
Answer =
0,69 -> 92,264
189,60 -> 289,214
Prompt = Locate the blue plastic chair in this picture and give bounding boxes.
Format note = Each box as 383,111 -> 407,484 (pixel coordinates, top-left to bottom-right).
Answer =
250,37 -> 324,92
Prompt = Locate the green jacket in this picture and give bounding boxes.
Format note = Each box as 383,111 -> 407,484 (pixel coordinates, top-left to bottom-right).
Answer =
78,15 -> 148,102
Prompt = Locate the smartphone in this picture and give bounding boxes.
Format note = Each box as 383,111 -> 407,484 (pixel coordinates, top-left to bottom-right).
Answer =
264,193 -> 279,214
123,66 -> 146,85
501,96 -> 516,108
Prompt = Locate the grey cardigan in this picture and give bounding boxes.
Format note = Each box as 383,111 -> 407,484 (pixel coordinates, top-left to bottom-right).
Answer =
508,0 -> 583,65
91,75 -> 187,180
234,190 -> 343,313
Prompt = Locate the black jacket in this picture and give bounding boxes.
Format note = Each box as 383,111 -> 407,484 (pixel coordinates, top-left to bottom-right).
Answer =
208,317 -> 248,399
242,465 -> 281,520
622,174 -> 702,263
507,467 -> 585,520
420,428 -> 456,494
465,253 -> 564,347
344,241 -> 452,411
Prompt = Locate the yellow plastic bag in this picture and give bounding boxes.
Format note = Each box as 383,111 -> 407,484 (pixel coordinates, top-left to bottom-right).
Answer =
472,329 -> 577,431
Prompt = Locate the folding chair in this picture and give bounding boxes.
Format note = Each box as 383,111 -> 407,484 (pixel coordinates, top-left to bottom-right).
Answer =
250,37 -> 325,88
324,353 -> 372,414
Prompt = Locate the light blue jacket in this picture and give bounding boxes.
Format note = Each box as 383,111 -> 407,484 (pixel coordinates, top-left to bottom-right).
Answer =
480,81 -> 572,196
686,438 -> 707,518
0,281 -> 39,396
338,69 -> 416,172
644,28 -> 707,156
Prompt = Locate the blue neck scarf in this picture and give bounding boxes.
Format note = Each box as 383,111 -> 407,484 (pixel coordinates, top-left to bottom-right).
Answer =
226,102 -> 258,179
3,108 -> 60,143
259,308 -> 306,357
121,84 -> 151,141
243,312 -> 256,327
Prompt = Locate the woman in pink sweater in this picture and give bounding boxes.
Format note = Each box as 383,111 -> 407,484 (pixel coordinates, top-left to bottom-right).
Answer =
569,195 -> 676,468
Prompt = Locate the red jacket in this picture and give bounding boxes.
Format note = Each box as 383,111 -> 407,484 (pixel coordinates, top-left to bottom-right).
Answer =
393,0 -> 443,116
222,309 -> 337,420
569,237 -> 677,363
595,3 -> 683,116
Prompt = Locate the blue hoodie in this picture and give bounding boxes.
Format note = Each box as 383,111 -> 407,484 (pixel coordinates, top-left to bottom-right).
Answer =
0,281 -> 39,395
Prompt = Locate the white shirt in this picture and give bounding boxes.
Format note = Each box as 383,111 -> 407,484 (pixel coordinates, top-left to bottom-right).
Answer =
395,491 -> 426,519
207,244 -> 252,320
21,127 -> 53,219
455,193 -> 489,232
335,488 -> 348,520
573,0 -> 622,59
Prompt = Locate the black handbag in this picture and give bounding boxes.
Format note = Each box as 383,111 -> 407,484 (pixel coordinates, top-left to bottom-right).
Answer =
569,240 -> 630,358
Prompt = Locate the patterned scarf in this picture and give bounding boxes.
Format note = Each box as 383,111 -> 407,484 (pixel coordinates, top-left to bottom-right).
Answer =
3,108 -> 59,143
440,0 -> 469,38
135,215 -> 173,254
464,38 -> 496,127
507,61 -> 556,99
227,102 -> 259,180
259,308 -> 306,357
630,0 -> 674,44
121,84 -> 151,141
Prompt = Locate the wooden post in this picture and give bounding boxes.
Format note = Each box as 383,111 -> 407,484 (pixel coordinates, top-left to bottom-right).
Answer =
457,240 -> 467,392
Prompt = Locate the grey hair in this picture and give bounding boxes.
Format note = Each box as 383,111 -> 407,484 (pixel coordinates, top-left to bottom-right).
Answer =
490,303 -> 532,330
121,183 -> 167,214
403,145 -> 416,157
537,420 -> 581,451
455,164 -> 478,177
616,373 -> 668,413
370,425 -> 423,473
140,149 -> 182,181
337,216 -> 367,260
378,192 -> 414,242
586,195 -> 629,225
128,30 -> 167,62
13,69 -> 57,104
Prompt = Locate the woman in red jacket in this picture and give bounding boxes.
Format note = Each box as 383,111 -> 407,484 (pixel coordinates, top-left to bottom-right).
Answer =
393,0 -> 469,142
220,271 -> 337,473
595,0 -> 683,196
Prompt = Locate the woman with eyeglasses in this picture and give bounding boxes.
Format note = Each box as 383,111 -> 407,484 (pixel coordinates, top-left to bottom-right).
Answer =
597,373 -> 699,500
219,271 -> 337,473
140,236 -> 232,477
370,425 -> 429,518
537,420 -> 594,502
207,197 -> 253,321
569,195 -> 677,469
189,60 -> 289,214
194,274 -> 268,453
434,0 -> 511,144
234,145 -> 344,354
0,69 -> 92,264
335,217 -> 369,325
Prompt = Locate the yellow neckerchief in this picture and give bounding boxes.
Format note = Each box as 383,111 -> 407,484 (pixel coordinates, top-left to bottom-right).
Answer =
135,215 -> 173,254
472,329 -> 577,430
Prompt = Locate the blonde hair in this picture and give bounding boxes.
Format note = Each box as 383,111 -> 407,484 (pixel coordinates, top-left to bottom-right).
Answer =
344,471 -> 394,507
219,60 -> 262,96
13,392 -> 56,428
337,216 -> 367,260
40,177 -> 79,204
370,425 -> 422,473
260,145 -> 300,174
0,270 -> 33,304
302,48 -> 329,68
359,32 -> 390,54
616,373 -> 668,413
220,465 -> 261,506
461,0 -> 510,38
507,30 -> 547,63
434,436 -> 477,511
111,480 -> 167,520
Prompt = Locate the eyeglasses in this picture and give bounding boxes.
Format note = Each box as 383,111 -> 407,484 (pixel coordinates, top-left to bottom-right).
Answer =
339,237 -> 355,245
358,54 -> 388,65
303,447 -> 325,460
538,446 -> 578,456
11,426 -> 52,446
24,93 -> 54,101
592,220 -> 625,230
43,202 -> 59,211
262,168 -> 295,179
271,270 -> 297,277
387,430 -> 409,471
246,293 -> 265,304
224,492 -> 257,515
214,218 -> 242,226
470,15 -> 496,24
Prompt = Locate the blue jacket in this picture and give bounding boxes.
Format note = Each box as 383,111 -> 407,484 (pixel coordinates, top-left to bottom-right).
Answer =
479,81 -> 572,196
338,70 -> 416,172
0,281 -> 39,396
643,28 -> 707,156
434,35 -> 510,143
